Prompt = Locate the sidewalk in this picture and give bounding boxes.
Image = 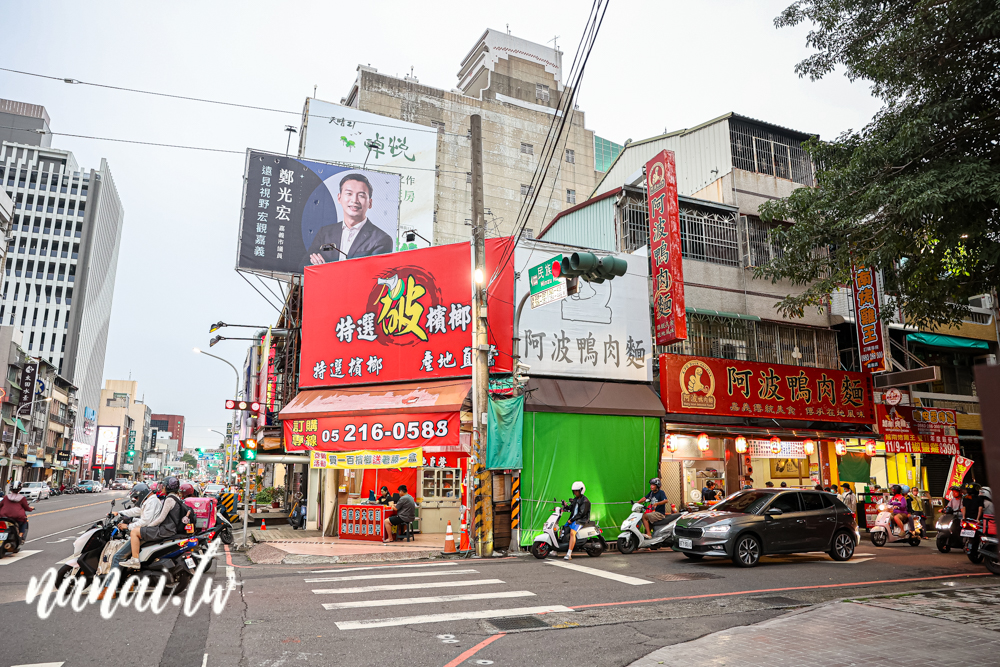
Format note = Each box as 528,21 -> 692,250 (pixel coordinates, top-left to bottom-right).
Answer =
246,526 -> 451,564
630,585 -> 1000,666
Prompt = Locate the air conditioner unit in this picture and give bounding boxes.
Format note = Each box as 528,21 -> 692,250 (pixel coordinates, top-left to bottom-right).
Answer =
711,338 -> 748,361
970,294 -> 994,309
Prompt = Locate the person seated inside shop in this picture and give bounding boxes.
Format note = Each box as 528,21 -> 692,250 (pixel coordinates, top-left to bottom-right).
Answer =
382,485 -> 415,542
702,480 -> 720,501
376,486 -> 392,505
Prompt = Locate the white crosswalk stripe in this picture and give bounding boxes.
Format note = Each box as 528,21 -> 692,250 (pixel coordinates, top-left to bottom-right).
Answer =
321,590 -> 535,610
334,605 -> 575,630
545,559 -> 653,585
300,561 -> 461,575
312,578 -> 505,595
0,550 -> 43,565
304,568 -> 478,583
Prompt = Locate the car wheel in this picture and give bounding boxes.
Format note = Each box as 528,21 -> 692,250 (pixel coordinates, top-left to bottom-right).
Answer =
617,534 -> 638,555
683,552 -> 704,561
936,536 -> 951,553
732,534 -> 762,568
829,531 -> 855,561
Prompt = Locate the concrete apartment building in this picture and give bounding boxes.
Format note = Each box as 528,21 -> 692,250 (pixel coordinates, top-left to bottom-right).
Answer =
150,413 -> 185,452
0,99 -> 125,452
312,29 -> 603,244
96,379 -> 151,481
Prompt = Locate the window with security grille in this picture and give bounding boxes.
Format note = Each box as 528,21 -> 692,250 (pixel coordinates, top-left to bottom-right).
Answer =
566,189 -> 576,204
565,149 -> 575,164
536,83 -> 550,102
520,142 -> 534,155
679,207 -> 740,266
520,184 -> 534,197
745,215 -> 786,267
729,119 -> 813,185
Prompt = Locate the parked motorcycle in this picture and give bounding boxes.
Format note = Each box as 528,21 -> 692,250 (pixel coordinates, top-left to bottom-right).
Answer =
870,503 -> 922,547
617,500 -> 681,554
935,508 -> 965,553
530,500 -> 607,559
961,518 -> 984,564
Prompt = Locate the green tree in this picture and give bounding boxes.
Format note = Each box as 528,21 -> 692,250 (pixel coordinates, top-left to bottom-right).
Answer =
757,0 -> 1000,326
180,452 -> 198,467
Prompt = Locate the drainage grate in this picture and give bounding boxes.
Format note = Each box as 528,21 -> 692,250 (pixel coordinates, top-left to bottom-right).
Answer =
488,615 -> 551,631
752,596 -> 804,607
653,572 -> 724,582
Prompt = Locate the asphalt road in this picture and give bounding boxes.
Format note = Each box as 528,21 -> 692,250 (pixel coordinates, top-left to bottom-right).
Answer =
2,491 -> 997,667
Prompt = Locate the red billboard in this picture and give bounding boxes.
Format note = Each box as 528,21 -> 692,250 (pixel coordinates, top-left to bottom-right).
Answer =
301,239 -> 514,388
851,266 -> 888,372
646,150 -> 686,346
659,354 -> 874,424
284,412 -> 460,452
876,404 -> 959,455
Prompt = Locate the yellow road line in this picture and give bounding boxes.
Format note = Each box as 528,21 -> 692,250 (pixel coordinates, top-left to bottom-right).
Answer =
31,493 -> 126,517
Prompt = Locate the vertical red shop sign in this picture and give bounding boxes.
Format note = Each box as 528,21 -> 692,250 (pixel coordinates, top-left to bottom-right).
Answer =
646,150 -> 686,345
851,266 -> 888,372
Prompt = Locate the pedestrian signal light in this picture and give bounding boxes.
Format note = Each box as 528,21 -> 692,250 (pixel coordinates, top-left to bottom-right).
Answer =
242,438 -> 258,461
225,399 -> 261,412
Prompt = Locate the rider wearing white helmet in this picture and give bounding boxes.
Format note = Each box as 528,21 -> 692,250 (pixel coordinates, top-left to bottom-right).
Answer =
565,481 -> 590,561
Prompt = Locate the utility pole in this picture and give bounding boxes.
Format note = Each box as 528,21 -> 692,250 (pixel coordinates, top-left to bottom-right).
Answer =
470,114 -> 493,557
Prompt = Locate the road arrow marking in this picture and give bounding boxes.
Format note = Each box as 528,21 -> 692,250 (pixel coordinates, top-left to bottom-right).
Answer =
545,560 -> 653,585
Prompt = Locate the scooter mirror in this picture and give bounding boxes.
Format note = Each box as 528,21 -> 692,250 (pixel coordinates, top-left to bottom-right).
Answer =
111,499 -> 116,507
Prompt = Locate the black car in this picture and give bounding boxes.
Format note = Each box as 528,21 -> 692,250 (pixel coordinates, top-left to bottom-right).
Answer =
672,488 -> 860,567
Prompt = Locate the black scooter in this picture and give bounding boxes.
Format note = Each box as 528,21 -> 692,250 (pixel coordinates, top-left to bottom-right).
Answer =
935,508 -> 966,553
0,515 -> 25,559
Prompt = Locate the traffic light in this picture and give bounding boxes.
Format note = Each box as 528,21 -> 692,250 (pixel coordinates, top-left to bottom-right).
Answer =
559,252 -> 628,284
225,399 -> 261,411
241,438 -> 258,461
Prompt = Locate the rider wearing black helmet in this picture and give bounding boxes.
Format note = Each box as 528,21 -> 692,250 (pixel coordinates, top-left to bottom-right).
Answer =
120,476 -> 185,569
637,478 -> 668,539
106,482 -> 162,582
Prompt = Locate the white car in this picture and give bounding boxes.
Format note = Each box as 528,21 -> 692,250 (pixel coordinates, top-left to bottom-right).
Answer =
21,482 -> 50,501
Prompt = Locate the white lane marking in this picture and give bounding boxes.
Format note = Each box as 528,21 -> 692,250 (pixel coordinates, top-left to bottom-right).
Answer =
313,578 -> 505,595
300,562 -> 461,575
853,553 -> 877,557
305,568 -> 478,583
824,557 -> 875,564
0,550 -> 43,565
201,654 -> 208,667
26,522 -> 92,544
12,663 -> 65,667
335,605 -> 575,630
322,590 -> 535,610
226,566 -> 240,590
544,560 -> 653,585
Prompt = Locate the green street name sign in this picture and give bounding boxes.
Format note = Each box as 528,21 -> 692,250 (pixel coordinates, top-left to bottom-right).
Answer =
527,254 -> 567,309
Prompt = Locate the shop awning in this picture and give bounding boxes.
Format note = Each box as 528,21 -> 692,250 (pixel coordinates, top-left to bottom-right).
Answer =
523,378 -> 666,418
279,379 -> 472,420
15,418 -> 27,433
906,332 -> 990,351
8,379 -> 21,391
2,417 -> 13,426
686,307 -> 760,322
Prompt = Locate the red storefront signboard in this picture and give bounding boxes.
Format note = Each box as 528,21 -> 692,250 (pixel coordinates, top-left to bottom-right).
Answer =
301,239 -> 514,388
284,412 -> 460,452
659,354 -> 874,423
876,404 -> 959,455
851,266 -> 888,372
646,150 -> 686,346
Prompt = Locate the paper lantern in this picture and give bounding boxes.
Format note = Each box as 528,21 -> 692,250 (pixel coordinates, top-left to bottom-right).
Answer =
665,434 -> 678,453
865,439 -> 877,456
697,433 -> 710,451
769,436 -> 782,455
835,439 -> 847,456
734,435 -> 748,454
803,439 -> 815,456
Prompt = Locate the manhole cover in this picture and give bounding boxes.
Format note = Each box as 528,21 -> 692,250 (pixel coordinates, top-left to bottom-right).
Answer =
752,596 -> 804,606
488,615 -> 550,631
653,572 -> 724,582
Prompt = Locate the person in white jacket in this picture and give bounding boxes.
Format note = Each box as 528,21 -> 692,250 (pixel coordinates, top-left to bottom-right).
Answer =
107,483 -> 161,579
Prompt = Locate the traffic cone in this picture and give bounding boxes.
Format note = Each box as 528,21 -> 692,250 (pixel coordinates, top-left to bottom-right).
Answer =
260,519 -> 266,531
459,513 -> 470,551
444,520 -> 456,553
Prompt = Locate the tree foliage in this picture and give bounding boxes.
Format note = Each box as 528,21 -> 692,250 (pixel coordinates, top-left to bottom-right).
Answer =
757,0 -> 1000,326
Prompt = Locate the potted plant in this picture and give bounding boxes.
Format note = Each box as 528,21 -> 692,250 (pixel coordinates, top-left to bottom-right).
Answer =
255,488 -> 273,506
271,486 -> 285,508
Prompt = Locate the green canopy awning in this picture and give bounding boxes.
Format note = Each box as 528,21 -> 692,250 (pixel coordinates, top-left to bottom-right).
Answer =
906,332 -> 990,351
8,379 -> 21,391
2,417 -> 13,427
14,418 -> 27,433
686,307 -> 760,322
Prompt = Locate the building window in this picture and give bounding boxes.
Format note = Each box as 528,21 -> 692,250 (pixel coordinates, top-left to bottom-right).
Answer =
679,207 -> 740,267
565,149 -> 575,164
520,142 -> 534,156
745,215 -> 787,268
566,189 -> 576,205
535,84 -> 550,102
729,119 -> 813,185
520,184 -> 535,197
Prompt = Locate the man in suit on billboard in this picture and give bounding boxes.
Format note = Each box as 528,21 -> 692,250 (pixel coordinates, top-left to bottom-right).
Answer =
304,173 -> 394,267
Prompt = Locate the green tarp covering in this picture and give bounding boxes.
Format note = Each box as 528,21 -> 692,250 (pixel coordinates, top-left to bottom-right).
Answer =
520,412 -> 659,546
906,332 -> 990,351
838,453 -> 872,484
14,418 -> 26,433
487,395 -> 523,470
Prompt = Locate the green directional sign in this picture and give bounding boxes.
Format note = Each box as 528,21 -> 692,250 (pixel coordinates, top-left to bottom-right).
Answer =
527,254 -> 567,309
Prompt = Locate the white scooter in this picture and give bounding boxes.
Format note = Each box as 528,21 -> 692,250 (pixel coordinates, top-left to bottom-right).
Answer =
870,503 -> 922,547
617,500 -> 681,554
530,500 -> 607,559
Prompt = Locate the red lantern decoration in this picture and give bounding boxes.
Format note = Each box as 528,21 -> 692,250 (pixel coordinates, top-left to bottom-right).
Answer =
865,439 -> 877,456
734,435 -> 748,454
835,439 -> 847,456
803,439 -> 815,456
770,436 -> 782,455
665,434 -> 677,454
697,433 -> 710,452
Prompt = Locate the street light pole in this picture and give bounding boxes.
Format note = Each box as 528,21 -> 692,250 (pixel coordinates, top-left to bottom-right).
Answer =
194,348 -> 241,483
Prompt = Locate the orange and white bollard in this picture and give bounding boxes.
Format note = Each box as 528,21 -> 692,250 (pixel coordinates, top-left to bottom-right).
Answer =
444,520 -> 456,553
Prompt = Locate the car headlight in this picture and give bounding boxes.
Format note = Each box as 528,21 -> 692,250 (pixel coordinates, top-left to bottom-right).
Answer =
704,524 -> 731,535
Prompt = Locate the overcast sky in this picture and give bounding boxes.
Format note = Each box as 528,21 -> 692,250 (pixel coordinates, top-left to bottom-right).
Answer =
0,1 -> 881,450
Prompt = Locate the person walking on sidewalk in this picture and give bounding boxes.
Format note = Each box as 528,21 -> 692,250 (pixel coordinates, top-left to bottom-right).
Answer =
382,485 -> 415,542
841,483 -> 857,515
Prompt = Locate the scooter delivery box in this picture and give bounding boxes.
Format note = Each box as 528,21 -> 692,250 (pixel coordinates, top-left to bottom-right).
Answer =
185,497 -> 218,530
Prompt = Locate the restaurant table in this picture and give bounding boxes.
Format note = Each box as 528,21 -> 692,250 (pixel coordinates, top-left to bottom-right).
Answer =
339,503 -> 395,541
